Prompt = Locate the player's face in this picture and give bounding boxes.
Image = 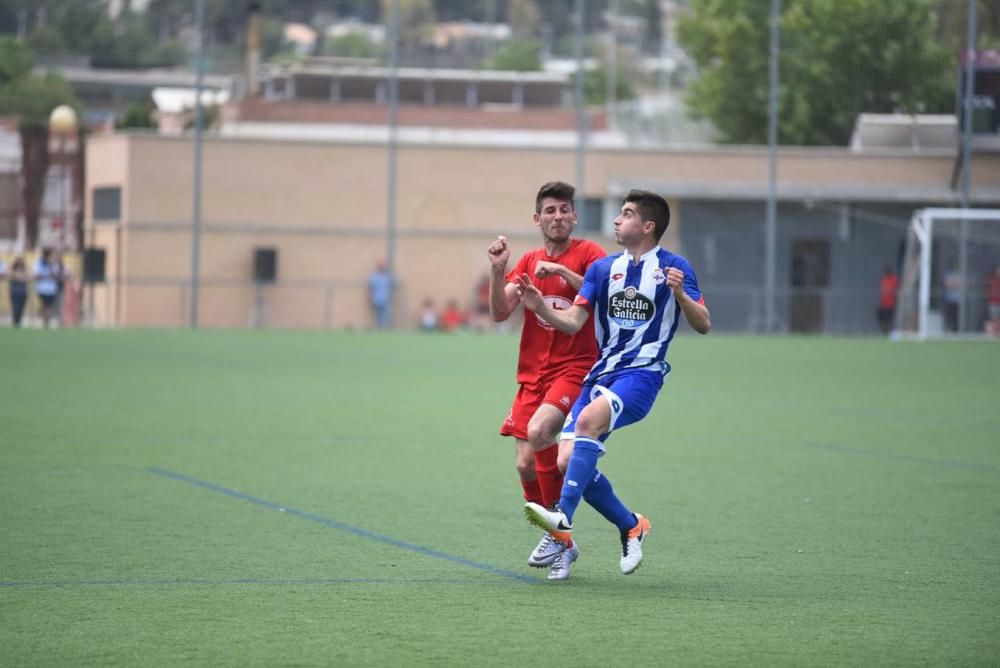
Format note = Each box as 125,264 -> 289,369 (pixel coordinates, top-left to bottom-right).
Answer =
534,197 -> 576,243
613,202 -> 650,246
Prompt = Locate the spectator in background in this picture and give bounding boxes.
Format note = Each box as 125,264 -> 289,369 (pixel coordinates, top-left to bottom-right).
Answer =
986,266 -> 1000,336
418,298 -> 439,332
0,258 -> 7,321
52,253 -> 67,326
7,257 -> 29,327
33,248 -> 60,328
877,265 -> 898,335
470,273 -> 493,332
367,260 -> 393,329
943,265 -> 961,332
440,299 -> 466,332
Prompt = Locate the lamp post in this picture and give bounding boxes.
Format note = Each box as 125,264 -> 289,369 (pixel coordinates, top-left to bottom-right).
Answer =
48,105 -> 78,252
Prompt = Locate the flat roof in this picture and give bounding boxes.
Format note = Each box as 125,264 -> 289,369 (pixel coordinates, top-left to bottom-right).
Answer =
47,66 -> 234,91
261,62 -> 567,84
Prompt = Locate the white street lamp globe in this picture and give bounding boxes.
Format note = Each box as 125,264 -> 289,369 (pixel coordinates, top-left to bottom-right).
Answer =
49,105 -> 78,134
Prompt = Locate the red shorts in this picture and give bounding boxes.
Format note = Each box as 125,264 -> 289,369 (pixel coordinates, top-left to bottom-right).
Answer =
499,369 -> 588,440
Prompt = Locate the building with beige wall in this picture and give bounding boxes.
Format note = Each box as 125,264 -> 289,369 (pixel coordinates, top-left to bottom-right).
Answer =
84,130 -> 1000,332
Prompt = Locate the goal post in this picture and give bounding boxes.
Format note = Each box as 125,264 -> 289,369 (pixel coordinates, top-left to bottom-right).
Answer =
896,208 -> 1000,340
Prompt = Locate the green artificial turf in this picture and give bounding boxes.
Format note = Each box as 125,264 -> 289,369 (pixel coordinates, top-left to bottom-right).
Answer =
1,329 -> 998,666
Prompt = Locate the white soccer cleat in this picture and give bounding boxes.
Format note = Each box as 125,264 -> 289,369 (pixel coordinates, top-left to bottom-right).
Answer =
620,513 -> 652,575
547,539 -> 579,581
528,532 -> 565,568
523,502 -> 573,539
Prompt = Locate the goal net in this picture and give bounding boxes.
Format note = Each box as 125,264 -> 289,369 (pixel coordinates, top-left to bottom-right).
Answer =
895,208 -> 1000,339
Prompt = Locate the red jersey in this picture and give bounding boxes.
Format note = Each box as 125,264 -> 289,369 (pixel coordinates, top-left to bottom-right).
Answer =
505,238 -> 606,384
988,274 -> 1000,306
879,274 -> 899,309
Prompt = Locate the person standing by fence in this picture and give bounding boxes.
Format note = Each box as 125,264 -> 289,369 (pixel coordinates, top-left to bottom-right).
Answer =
7,257 -> 29,327
368,260 -> 394,330
877,266 -> 898,335
33,249 -> 60,328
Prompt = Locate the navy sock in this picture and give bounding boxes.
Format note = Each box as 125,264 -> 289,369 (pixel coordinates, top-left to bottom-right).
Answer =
559,438 -> 602,523
583,469 -> 636,532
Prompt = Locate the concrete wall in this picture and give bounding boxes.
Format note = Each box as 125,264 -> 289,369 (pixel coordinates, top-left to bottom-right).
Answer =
84,131 -> 1000,330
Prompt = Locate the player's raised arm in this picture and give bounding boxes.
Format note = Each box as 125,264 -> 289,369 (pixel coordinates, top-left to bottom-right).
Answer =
533,261 -> 586,291
666,267 -> 711,334
515,273 -> 590,335
487,235 -> 520,321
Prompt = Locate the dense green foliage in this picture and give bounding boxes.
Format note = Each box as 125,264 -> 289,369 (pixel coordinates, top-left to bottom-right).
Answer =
0,37 -> 78,129
677,0 -> 956,145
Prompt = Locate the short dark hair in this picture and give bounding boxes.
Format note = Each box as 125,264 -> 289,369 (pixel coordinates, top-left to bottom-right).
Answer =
535,181 -> 575,213
623,189 -> 670,241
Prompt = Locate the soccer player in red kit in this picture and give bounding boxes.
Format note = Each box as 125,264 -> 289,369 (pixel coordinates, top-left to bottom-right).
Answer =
487,181 -> 606,580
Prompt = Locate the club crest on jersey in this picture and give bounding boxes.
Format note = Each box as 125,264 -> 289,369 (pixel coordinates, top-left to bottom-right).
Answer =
535,295 -> 573,330
652,268 -> 666,284
609,286 -> 655,328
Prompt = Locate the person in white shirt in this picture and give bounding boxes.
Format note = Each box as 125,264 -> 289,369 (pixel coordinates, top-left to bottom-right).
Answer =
33,248 -> 61,328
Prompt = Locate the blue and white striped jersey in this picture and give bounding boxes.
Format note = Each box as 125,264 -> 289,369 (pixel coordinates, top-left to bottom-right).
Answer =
574,246 -> 703,382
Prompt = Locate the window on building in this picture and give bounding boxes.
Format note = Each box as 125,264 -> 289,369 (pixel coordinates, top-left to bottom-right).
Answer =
93,186 -> 121,221
578,198 -> 605,234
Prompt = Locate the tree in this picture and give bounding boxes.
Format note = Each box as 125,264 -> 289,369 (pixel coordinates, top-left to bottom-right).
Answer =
938,0 -> 1000,50
117,99 -> 157,130
508,0 -> 542,37
52,0 -> 104,54
322,32 -> 382,59
0,38 -> 80,249
484,37 -> 542,71
621,0 -> 662,55
677,0 -> 956,145
88,13 -> 159,69
26,25 -> 67,59
381,0 -> 436,49
575,64 -> 635,106
0,36 -> 33,86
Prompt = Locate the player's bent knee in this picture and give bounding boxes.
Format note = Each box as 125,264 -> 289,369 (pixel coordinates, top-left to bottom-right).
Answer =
575,400 -> 612,438
526,408 -> 562,450
574,415 -> 606,439
526,422 -> 555,450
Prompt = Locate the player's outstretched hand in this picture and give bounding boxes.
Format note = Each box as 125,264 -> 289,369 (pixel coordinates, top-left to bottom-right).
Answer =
515,273 -> 543,311
666,267 -> 685,296
487,235 -> 509,269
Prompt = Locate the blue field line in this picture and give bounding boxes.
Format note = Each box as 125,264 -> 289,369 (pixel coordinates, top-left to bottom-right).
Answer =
802,442 -> 1000,474
0,576 -> 485,589
147,467 -> 538,584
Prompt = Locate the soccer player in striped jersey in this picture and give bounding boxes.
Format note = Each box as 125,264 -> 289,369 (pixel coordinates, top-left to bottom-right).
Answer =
488,181 -> 606,580
516,189 -> 710,577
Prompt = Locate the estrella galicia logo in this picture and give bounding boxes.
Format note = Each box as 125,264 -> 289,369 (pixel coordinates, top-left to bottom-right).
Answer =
609,286 -> 655,328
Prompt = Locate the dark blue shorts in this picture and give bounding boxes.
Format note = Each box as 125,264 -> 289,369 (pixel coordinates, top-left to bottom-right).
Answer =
559,368 -> 663,453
